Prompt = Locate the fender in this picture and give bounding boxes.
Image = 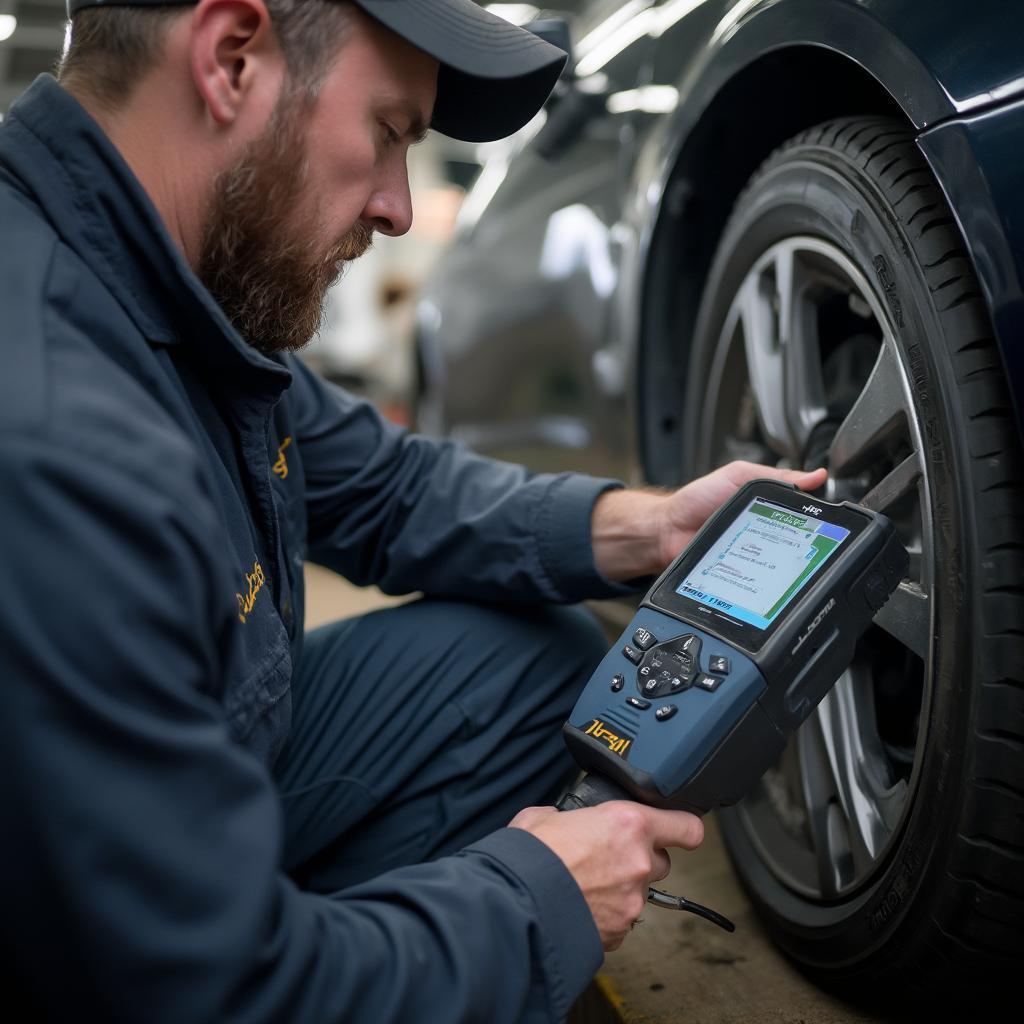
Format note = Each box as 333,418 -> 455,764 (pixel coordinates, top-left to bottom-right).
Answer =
602,0 -> 1024,465
641,0 -> 1024,222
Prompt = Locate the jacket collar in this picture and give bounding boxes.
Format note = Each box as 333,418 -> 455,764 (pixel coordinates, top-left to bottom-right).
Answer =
0,75 -> 290,391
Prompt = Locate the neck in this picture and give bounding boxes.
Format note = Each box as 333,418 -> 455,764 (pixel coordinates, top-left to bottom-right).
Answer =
66,82 -> 211,267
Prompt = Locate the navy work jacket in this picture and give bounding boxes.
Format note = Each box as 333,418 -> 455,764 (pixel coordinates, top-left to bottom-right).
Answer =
0,77 -> 625,1022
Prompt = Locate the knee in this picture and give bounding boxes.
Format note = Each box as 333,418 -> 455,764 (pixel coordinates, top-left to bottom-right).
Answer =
543,604 -> 610,679
368,598 -> 611,713
515,603 -> 610,715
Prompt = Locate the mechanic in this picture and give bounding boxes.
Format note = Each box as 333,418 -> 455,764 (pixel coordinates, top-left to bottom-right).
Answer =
0,1 -> 826,1020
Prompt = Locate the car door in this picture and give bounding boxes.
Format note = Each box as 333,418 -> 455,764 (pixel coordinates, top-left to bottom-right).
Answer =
419,1 -> 659,479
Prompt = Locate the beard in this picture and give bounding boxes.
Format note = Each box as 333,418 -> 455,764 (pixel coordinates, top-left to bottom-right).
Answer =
197,90 -> 374,355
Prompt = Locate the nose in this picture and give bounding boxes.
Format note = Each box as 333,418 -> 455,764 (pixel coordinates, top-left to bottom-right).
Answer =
361,161 -> 413,237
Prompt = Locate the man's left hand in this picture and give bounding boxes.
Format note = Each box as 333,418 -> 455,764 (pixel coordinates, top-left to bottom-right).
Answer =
592,461 -> 829,582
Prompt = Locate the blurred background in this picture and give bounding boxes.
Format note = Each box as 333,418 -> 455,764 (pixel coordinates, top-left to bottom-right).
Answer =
0,1 -> 578,426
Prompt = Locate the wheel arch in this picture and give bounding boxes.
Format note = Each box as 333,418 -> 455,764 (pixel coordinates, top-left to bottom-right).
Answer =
636,45 -> 909,486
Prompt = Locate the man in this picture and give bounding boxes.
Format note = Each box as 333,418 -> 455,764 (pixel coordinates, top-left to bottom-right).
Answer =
0,1 -> 826,1019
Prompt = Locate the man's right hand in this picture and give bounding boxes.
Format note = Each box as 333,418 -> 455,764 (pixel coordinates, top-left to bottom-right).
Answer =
509,801 -> 704,950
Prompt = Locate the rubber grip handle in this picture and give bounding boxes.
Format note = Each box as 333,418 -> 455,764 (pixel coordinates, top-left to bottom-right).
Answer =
556,772 -> 631,811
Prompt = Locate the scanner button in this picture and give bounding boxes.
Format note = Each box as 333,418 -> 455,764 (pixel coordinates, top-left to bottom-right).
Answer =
696,674 -> 722,692
668,676 -> 687,693
626,696 -> 651,710
632,627 -> 657,650
674,635 -> 702,660
638,665 -> 651,677
622,644 -> 643,665
648,657 -> 664,670
672,659 -> 696,679
610,674 -> 624,693
708,655 -> 730,675
655,705 -> 677,722
643,679 -> 660,695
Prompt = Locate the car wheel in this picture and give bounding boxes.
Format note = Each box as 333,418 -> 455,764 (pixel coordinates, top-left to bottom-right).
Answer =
682,117 -> 1024,1003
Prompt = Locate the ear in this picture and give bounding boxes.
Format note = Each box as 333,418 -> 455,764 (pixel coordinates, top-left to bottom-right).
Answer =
189,0 -> 282,125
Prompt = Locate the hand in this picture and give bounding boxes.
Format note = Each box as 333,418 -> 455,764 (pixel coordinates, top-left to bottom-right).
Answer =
591,461 -> 828,581
656,462 -> 827,571
509,802 -> 704,950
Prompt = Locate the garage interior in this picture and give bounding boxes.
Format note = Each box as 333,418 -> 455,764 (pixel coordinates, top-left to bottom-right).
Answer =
3,0 -> 1020,1020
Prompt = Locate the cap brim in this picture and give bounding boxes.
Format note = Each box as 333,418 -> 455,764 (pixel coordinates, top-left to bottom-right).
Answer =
352,0 -> 567,143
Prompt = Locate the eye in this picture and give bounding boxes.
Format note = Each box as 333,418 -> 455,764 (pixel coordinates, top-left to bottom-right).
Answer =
380,121 -> 400,146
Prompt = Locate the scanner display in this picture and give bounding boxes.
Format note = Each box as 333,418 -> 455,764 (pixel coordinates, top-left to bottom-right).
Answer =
675,498 -> 850,630
563,479 -> 907,816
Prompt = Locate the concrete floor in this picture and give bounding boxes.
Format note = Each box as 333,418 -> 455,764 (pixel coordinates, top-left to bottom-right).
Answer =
303,565 -> 896,1024
596,816 -> 899,1023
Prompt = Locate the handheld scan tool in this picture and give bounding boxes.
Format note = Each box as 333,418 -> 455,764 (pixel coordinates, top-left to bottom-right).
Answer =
556,480 -> 908,930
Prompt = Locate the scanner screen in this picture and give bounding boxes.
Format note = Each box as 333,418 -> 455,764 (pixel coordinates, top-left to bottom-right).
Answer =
675,497 -> 850,630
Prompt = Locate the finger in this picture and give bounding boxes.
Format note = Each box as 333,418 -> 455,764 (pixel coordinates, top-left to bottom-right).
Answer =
649,847 -> 671,883
507,805 -> 557,828
767,465 -> 828,488
641,807 -> 705,851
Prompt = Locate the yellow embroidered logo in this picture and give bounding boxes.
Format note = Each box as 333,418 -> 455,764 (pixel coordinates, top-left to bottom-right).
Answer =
583,719 -> 633,759
273,436 -> 292,479
236,560 -> 267,623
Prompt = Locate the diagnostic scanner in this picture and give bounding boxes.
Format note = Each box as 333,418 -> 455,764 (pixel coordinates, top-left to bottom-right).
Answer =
556,480 -> 908,928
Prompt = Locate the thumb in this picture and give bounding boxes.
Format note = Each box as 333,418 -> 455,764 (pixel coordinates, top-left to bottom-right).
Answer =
763,465 -> 827,491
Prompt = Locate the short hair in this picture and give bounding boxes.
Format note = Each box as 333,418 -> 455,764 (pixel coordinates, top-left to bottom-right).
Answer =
58,0 -> 352,109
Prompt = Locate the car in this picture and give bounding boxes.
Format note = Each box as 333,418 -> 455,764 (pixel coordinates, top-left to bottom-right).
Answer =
413,0 -> 1024,1006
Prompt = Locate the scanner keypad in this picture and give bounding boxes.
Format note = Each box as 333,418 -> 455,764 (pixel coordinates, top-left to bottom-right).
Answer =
634,633 -> 727,698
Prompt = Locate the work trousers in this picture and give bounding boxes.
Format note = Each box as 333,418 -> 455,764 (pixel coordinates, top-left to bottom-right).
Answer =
274,598 -> 608,892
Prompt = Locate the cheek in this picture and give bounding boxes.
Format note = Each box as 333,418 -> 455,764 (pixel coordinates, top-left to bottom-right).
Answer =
306,137 -> 379,235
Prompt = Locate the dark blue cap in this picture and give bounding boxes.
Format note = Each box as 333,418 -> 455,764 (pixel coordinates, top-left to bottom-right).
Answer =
65,0 -> 567,142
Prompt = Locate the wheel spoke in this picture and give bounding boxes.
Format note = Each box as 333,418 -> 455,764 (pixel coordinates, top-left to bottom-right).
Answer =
828,339 -> 908,475
799,670 -> 909,896
778,244 -> 828,450
860,451 -> 922,514
738,272 -> 790,456
796,713 -> 847,897
874,581 -> 931,661
821,673 -> 906,856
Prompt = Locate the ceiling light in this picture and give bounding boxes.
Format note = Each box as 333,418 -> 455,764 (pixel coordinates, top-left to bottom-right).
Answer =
0,15 -> 18,42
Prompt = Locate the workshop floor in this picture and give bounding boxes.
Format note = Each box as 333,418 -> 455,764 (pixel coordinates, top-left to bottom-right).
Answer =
303,566 -> 898,1024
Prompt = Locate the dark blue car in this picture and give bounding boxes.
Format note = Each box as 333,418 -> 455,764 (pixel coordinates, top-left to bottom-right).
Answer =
416,0 -> 1024,1003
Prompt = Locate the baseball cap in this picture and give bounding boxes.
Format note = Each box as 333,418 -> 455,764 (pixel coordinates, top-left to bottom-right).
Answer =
64,0 -> 568,142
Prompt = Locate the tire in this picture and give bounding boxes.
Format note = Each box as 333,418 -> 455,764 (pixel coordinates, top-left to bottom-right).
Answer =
681,117 -> 1024,1006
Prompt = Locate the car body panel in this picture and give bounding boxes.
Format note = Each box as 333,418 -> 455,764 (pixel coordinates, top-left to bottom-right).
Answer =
647,0 -> 1024,136
417,12 -> 656,479
418,0 -> 1024,471
629,0 -> 1024,452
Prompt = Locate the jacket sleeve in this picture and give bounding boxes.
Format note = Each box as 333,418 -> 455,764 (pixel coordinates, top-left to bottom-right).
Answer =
286,354 -> 633,603
0,432 -> 603,1023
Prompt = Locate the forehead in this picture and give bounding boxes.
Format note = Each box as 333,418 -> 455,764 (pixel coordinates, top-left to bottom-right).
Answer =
318,8 -> 439,124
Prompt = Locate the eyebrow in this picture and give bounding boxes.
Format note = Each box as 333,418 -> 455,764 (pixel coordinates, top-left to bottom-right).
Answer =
386,98 -> 430,144
405,114 -> 430,145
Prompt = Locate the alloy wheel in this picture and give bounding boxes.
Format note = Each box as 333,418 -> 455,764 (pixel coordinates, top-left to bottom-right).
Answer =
696,237 -> 934,898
